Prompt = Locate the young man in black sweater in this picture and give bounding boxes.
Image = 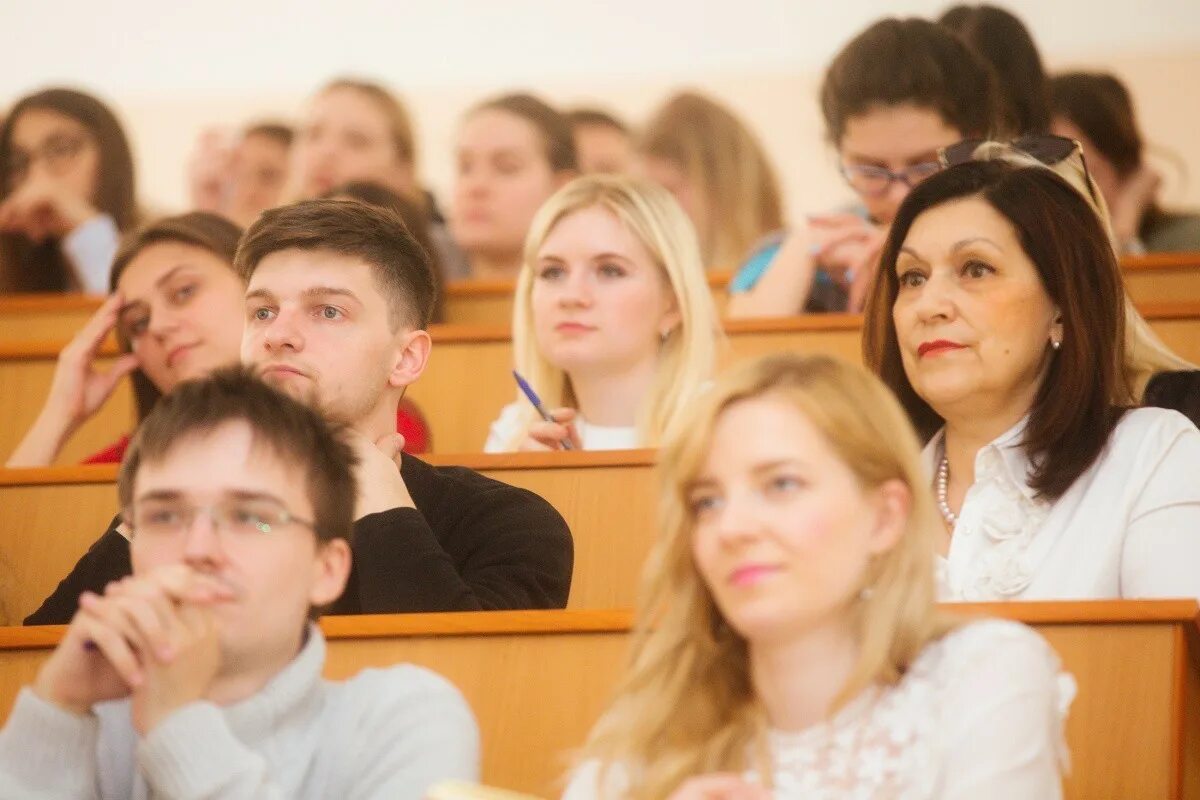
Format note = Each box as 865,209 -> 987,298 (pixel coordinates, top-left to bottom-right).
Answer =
26,199 -> 573,624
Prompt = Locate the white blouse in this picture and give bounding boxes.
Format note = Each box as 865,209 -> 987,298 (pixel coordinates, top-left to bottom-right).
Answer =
483,401 -> 640,453
562,620 -> 1072,800
927,407 -> 1200,601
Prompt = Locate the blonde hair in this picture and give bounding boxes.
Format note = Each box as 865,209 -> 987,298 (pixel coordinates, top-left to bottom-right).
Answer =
574,353 -> 954,799
969,141 -> 1194,397
507,175 -> 719,449
640,92 -> 784,271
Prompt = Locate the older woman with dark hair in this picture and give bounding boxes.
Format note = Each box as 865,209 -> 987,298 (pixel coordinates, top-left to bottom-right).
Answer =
863,160 -> 1200,601
0,88 -> 139,293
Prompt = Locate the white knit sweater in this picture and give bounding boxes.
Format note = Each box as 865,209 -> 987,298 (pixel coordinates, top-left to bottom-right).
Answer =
0,625 -> 479,799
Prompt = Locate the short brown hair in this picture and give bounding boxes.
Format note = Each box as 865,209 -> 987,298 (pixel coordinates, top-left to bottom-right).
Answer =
821,17 -> 997,145
472,93 -> 578,173
110,211 -> 244,421
321,78 -> 416,166
863,160 -> 1129,500
234,197 -> 436,330
243,121 -> 294,149
566,107 -> 630,135
118,364 -> 357,546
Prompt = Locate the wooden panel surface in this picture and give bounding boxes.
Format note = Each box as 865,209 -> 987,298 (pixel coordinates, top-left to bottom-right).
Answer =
0,602 -> 1195,798
3,304 -> 1198,460
0,452 -> 658,623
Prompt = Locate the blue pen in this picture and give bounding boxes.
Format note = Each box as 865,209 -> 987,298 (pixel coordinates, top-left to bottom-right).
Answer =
512,370 -> 574,450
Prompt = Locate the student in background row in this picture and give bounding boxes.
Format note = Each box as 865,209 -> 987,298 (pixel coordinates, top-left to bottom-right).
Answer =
453,93 -> 578,280
566,108 -> 635,176
291,78 -> 469,280
0,88 -> 139,294
938,4 -> 1051,137
6,212 -> 245,467
485,175 -> 718,452
1050,71 -> 1200,254
639,91 -> 783,273
28,199 -> 573,624
727,18 -> 995,317
564,354 -> 1070,800
864,159 -> 1200,601
0,367 -> 478,798
188,122 -> 293,228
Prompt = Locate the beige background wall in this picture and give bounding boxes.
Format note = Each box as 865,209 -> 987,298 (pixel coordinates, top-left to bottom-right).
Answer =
3,1 -> 1199,223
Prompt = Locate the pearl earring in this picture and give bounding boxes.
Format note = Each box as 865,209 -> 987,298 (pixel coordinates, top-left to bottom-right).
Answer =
1051,338 -> 1062,351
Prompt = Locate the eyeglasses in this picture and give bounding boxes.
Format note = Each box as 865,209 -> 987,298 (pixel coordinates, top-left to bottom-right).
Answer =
124,496 -> 316,544
5,133 -> 90,188
839,160 -> 943,198
938,134 -> 1100,207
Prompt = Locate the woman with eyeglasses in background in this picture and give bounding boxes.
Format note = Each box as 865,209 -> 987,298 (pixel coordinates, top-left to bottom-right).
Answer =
0,88 -> 139,294
863,158 -> 1200,602
727,18 -> 997,318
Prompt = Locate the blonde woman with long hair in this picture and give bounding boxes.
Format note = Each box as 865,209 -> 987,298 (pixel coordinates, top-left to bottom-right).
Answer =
564,354 -> 1070,799
639,92 -> 784,272
484,175 -> 719,451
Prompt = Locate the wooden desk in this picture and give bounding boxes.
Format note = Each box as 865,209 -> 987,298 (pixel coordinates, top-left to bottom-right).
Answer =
3,303 -> 1198,459
0,451 -> 657,623
0,601 -> 1196,798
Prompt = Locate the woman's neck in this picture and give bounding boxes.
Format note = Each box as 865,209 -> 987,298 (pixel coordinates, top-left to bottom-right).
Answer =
569,356 -> 659,429
750,615 -> 861,732
941,402 -> 1032,491
469,251 -> 522,281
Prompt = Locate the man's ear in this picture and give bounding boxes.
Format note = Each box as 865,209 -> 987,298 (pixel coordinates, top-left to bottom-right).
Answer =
387,329 -> 432,389
867,479 -> 910,556
309,538 -> 352,608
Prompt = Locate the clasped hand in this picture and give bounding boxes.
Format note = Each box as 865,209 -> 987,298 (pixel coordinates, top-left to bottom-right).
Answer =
32,564 -> 232,736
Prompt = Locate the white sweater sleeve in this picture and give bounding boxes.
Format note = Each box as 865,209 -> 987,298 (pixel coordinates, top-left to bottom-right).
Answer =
1121,417 -> 1200,599
61,214 -> 119,294
484,401 -> 526,453
936,622 -> 1073,799
0,688 -> 101,799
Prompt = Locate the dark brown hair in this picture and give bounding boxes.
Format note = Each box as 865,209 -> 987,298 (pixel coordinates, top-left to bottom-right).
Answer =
939,4 -> 1050,136
118,364 -> 356,547
0,88 -> 138,292
820,17 -> 997,146
109,212 -> 244,421
326,180 -> 445,322
863,160 -> 1128,500
234,198 -> 436,330
566,107 -> 630,135
471,93 -> 578,173
243,121 -> 295,149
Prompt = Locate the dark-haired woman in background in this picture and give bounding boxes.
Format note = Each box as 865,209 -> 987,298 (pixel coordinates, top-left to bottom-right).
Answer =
728,18 -> 997,317
939,4 -> 1051,137
452,93 -> 578,280
863,160 -> 1200,602
6,212 -> 244,466
0,88 -> 138,293
1050,71 -> 1200,253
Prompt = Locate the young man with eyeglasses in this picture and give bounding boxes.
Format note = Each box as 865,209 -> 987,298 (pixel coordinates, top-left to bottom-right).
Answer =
0,367 -> 478,798
27,198 -> 573,624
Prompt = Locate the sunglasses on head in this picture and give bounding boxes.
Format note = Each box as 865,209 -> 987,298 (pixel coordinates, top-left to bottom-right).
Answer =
938,134 -> 1100,206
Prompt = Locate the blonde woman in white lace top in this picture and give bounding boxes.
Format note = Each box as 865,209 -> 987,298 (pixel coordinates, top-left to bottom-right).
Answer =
562,354 -> 1071,800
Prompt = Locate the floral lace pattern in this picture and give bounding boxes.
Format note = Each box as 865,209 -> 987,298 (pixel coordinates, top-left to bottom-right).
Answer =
747,622 -> 1073,799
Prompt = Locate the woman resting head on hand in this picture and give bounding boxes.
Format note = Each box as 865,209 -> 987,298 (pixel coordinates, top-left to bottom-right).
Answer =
6,212 -> 245,467
864,159 -> 1200,601
563,353 -> 1070,800
0,87 -> 138,293
484,174 -> 718,452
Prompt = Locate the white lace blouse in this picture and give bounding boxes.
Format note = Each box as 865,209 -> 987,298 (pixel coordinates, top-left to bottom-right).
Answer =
483,401 -> 640,453
926,407 -> 1200,601
562,620 -> 1073,800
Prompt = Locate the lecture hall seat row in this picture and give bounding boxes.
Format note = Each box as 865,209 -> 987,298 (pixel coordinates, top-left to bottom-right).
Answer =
2,301 -> 1199,460
0,602 -> 1196,799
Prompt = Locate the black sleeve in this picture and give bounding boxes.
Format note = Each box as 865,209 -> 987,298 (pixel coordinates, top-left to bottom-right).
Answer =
23,520 -> 133,626
341,481 -> 574,614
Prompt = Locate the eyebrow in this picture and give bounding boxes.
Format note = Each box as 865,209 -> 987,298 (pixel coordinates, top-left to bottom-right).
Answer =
844,149 -> 939,166
118,265 -> 196,315
301,286 -> 361,305
898,236 -> 1001,264
135,488 -> 286,505
685,459 -> 804,491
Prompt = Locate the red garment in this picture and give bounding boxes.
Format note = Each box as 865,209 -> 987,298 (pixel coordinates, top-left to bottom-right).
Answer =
397,398 -> 431,454
81,435 -> 130,465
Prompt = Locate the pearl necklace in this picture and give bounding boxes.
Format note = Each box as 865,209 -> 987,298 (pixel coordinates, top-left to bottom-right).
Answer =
936,457 -> 958,527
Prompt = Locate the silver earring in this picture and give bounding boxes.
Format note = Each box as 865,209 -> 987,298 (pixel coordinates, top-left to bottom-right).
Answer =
1051,338 -> 1062,351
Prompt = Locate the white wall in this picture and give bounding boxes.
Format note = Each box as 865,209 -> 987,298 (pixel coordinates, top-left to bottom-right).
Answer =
4,0 -> 1200,216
